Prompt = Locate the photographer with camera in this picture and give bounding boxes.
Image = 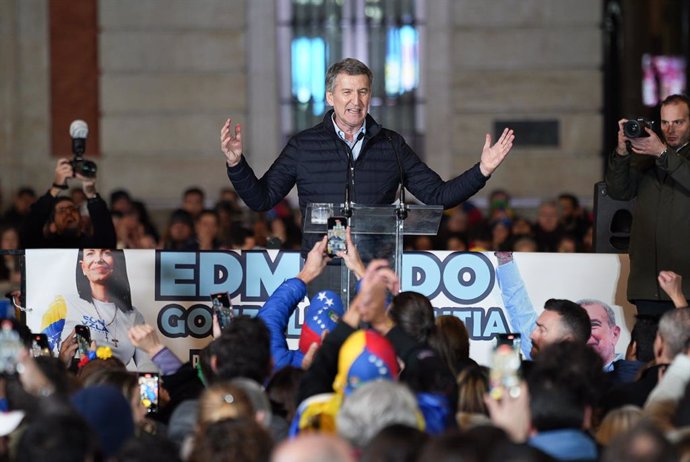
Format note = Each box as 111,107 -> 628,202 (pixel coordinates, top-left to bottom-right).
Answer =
22,158 -> 115,249
605,94 -> 690,317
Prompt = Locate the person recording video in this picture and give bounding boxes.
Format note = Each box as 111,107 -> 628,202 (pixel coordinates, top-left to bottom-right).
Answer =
605,94 -> 690,317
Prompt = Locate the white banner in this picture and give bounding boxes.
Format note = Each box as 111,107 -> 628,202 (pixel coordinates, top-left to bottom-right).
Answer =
24,249 -> 634,366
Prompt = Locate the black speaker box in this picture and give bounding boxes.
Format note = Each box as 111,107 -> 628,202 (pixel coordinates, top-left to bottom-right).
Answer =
593,181 -> 635,253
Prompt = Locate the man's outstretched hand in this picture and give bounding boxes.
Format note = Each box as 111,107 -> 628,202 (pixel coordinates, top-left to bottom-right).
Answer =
479,128 -> 515,177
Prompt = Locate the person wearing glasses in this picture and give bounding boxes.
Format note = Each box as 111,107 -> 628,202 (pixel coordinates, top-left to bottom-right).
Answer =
22,158 -> 115,249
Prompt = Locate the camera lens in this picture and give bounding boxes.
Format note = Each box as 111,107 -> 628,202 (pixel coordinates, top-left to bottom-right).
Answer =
623,120 -> 642,138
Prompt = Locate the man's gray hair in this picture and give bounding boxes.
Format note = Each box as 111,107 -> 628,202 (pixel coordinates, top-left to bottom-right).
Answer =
658,307 -> 690,358
325,58 -> 373,93
336,380 -> 419,448
577,299 -> 617,327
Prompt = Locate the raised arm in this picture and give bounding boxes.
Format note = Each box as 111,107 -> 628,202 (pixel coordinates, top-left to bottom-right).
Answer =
494,252 -> 537,359
400,128 -> 514,208
220,118 -> 243,167
258,237 -> 331,370
658,271 -> 688,309
479,128 -> 515,177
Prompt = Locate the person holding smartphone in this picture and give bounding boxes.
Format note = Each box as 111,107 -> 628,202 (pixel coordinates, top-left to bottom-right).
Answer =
40,248 -> 156,371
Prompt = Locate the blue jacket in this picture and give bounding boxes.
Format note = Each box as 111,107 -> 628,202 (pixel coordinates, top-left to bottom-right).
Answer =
529,429 -> 598,461
227,110 -> 490,252
257,278 -> 306,371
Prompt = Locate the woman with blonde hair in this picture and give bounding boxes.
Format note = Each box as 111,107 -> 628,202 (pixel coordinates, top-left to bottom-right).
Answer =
197,382 -> 255,430
455,365 -> 491,429
595,405 -> 643,446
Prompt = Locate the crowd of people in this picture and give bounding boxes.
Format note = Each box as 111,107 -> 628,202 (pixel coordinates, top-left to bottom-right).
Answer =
1,234 -> 689,462
0,160 -> 598,295
1,55 -> 689,460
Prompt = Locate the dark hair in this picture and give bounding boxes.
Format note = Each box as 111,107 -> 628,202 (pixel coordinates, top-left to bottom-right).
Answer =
430,315 -> 471,376
16,407 -> 102,462
325,58 -> 373,93
558,193 -> 580,209
630,315 -> 659,363
76,356 -> 127,383
17,186 -> 36,197
543,298 -> 591,344
183,187 -> 205,199
196,209 -> 220,223
265,366 -> 304,422
188,417 -> 272,462
227,226 -> 255,248
75,249 -> 133,312
389,291 -> 436,345
527,341 -> 604,432
168,208 -> 194,227
212,316 -> 272,384
660,93 -> 690,111
416,429 -> 481,462
487,439 -> 557,462
33,356 -> 75,397
198,339 -> 218,387
48,197 -> 76,224
84,369 -> 138,402
117,433 -> 182,462
110,189 -> 132,207
361,424 -> 429,462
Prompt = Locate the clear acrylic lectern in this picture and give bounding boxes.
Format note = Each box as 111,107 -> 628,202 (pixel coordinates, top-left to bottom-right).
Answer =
304,202 -> 443,308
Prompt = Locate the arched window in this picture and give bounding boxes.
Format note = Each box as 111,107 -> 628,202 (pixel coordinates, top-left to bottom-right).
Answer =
277,0 -> 425,155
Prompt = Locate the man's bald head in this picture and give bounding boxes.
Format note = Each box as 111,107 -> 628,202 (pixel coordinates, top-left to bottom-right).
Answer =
272,434 -> 355,462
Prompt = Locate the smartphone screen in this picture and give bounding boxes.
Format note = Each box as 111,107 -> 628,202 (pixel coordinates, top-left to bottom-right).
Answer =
31,333 -> 51,358
210,292 -> 233,330
495,332 -> 521,356
138,372 -> 160,413
0,319 -> 22,374
489,335 -> 522,400
326,216 -> 348,257
74,325 -> 91,359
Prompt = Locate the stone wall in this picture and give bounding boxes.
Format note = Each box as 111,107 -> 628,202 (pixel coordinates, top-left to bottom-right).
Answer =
0,0 -> 603,212
445,0 -> 604,203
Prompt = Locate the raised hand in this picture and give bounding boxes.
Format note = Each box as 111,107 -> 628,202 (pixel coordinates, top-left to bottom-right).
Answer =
338,228 -> 365,279
354,260 -> 398,333
484,382 -> 530,443
128,324 -> 165,357
658,270 -> 687,308
479,128 -> 515,177
79,176 -> 97,199
220,118 -> 243,167
628,127 -> 667,158
615,118 -> 630,156
297,236 -> 330,285
58,329 -> 78,366
54,158 -> 73,187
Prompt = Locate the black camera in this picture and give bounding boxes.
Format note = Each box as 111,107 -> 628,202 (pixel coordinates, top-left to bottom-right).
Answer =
69,120 -> 97,178
623,118 -> 654,138
70,156 -> 98,178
